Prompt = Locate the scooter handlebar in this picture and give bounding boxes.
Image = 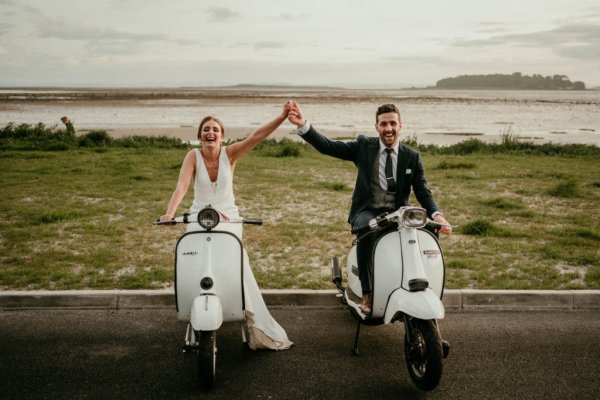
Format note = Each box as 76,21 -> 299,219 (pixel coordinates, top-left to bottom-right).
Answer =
153,216 -> 263,226
351,216 -> 392,235
351,217 -> 454,235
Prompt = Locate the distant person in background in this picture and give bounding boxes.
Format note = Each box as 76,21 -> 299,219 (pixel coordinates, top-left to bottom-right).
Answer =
61,116 -> 75,135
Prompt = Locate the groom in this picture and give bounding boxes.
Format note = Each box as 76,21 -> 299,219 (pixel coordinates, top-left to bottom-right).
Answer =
287,102 -> 452,315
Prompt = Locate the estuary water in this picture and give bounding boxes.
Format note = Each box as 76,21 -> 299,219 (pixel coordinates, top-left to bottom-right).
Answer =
1,88 -> 599,144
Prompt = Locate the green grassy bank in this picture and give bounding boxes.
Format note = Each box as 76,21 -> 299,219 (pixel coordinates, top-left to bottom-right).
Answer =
1,124 -> 599,290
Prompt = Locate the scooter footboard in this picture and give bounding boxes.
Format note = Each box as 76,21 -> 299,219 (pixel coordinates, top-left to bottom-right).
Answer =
383,288 -> 445,324
190,295 -> 224,331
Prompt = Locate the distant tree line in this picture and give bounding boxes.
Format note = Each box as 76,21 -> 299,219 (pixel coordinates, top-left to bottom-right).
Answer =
436,72 -> 586,90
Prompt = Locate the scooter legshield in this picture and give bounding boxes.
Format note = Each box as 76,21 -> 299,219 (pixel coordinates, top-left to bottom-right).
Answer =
175,230 -> 245,323
417,229 -> 445,299
190,295 -> 224,331
383,288 -> 445,324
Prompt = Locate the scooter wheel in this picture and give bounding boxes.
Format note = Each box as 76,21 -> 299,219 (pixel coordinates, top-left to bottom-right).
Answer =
196,330 -> 217,389
404,319 -> 443,391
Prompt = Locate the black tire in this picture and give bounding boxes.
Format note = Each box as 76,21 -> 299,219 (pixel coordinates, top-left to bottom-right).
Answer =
404,319 -> 443,391
196,330 -> 216,388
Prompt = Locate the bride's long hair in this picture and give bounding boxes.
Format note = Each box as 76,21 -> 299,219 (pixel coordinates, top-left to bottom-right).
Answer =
198,116 -> 225,140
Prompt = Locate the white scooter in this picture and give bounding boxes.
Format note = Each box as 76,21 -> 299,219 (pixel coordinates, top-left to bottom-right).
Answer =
332,206 -> 451,391
155,206 -> 262,389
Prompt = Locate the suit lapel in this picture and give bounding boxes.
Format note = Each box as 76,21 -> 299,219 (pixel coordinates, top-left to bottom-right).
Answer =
366,138 -> 379,176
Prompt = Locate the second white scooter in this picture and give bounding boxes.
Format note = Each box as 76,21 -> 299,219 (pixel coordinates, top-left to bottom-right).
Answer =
332,206 -> 451,391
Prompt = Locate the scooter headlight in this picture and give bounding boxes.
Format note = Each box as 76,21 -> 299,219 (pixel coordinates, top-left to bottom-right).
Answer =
402,208 -> 427,228
197,207 -> 220,230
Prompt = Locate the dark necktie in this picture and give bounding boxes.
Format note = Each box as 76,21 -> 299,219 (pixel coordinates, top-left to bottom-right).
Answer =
385,148 -> 396,192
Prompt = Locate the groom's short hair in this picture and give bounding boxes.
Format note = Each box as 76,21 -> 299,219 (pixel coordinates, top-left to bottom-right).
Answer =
376,104 -> 401,123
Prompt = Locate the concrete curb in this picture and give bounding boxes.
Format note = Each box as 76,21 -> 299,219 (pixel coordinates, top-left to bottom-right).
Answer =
0,289 -> 599,311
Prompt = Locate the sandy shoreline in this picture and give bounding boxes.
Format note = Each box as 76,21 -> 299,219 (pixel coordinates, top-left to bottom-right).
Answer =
95,126 -> 600,147
96,126 -> 495,146
2,89 -> 599,146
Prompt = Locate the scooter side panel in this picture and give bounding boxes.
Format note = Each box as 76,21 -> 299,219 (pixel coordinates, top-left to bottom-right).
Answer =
346,246 -> 362,298
372,231 -> 403,319
175,231 -> 244,323
417,230 -> 445,299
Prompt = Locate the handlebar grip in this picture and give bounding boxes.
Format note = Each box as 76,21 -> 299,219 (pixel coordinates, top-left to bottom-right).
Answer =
351,224 -> 369,235
154,219 -> 176,225
243,219 -> 263,225
426,220 -> 455,230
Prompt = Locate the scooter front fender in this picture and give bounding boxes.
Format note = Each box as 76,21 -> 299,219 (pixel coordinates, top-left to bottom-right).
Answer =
190,295 -> 224,331
383,288 -> 445,324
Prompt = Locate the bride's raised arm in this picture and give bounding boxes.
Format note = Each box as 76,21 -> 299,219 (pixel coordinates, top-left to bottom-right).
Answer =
226,101 -> 292,163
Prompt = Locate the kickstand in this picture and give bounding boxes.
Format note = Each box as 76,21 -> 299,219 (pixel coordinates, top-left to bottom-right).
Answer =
241,320 -> 249,343
352,321 -> 361,356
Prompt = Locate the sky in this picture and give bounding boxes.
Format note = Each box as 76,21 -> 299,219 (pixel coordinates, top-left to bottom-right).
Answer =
1,0 -> 599,88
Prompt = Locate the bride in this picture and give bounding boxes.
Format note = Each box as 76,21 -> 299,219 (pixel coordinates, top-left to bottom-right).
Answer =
160,102 -> 293,350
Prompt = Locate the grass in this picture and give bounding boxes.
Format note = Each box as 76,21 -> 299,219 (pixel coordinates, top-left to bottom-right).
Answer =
1,124 -> 599,290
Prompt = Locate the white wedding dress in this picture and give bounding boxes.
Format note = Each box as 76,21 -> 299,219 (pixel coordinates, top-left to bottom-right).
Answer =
186,147 -> 292,350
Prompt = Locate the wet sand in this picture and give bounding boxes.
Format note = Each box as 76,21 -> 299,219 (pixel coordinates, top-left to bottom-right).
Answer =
2,87 -> 599,146
102,126 -> 486,146
102,126 -> 599,147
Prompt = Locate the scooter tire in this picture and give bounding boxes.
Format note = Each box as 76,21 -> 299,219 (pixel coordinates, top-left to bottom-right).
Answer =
196,330 -> 217,389
404,319 -> 443,391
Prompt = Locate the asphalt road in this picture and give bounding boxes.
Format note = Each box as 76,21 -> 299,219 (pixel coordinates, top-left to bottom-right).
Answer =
1,307 -> 599,400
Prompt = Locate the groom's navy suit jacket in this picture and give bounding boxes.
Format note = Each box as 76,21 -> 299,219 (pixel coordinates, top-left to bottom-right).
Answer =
300,125 -> 441,225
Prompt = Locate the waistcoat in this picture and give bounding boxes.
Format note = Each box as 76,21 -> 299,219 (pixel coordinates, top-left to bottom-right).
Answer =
369,153 -> 396,210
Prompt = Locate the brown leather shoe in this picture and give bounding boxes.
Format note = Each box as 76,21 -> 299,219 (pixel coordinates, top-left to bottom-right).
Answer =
360,293 -> 372,316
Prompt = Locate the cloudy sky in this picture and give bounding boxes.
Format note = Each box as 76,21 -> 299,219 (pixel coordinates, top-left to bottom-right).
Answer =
1,0 -> 599,88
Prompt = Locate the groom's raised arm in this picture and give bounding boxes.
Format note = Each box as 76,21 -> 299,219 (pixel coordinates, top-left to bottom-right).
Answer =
289,101 -> 358,161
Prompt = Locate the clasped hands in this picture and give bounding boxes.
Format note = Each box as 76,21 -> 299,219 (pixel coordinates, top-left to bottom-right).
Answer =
282,100 -> 305,128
